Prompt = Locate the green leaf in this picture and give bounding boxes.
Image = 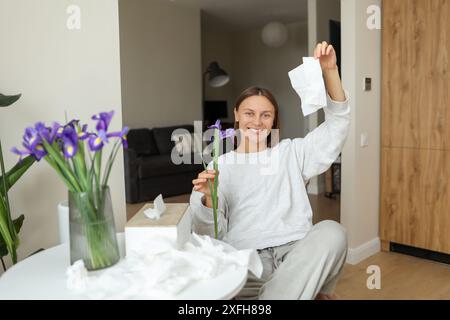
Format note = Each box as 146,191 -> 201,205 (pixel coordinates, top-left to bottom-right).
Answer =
41,139 -> 80,192
12,215 -> 24,246
0,196 -> 15,260
72,148 -> 88,191
0,242 -> 7,257
0,93 -> 21,107
13,215 -> 24,234
0,156 -> 35,196
94,149 -> 102,194
0,215 -> 23,259
102,140 -> 121,187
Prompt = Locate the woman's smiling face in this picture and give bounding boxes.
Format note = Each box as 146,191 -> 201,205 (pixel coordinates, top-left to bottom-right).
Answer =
234,95 -> 275,144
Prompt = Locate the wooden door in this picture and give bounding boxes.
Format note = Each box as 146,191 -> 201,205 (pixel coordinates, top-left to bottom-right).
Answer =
380,0 -> 450,254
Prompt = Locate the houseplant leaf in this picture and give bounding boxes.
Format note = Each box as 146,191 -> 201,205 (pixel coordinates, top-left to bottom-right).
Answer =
12,214 -> 24,247
0,214 -> 24,259
0,240 -> 7,257
0,94 -> 21,107
0,91 -> 24,264
0,156 -> 35,196
0,196 -> 16,261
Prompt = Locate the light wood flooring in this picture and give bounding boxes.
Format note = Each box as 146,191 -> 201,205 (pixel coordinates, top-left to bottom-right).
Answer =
335,251 -> 450,299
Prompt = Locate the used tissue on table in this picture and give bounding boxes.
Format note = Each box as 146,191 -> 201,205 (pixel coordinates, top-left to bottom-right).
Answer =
66,233 -> 263,300
125,196 -> 191,256
144,194 -> 166,220
288,57 -> 327,116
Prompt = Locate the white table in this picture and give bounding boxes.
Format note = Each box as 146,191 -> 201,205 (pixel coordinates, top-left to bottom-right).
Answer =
0,233 -> 247,300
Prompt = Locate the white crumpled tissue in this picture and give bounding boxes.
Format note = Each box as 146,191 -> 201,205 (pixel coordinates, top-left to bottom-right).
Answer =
288,57 -> 327,117
66,233 -> 263,300
144,194 -> 166,220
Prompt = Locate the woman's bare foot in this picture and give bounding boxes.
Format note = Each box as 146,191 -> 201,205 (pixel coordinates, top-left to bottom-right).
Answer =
315,293 -> 339,300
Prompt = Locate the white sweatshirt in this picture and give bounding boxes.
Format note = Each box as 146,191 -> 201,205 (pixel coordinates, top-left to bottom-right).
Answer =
189,88 -> 351,250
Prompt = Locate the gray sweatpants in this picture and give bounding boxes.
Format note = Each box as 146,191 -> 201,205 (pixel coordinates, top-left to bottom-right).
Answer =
234,220 -> 348,300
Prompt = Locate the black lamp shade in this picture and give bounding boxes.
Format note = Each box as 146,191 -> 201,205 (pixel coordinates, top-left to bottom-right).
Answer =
207,62 -> 230,88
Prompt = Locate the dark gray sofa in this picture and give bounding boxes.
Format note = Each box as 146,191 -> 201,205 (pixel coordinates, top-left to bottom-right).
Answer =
124,125 -> 204,203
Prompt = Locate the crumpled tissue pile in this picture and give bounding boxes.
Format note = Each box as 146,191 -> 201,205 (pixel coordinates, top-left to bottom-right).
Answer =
66,233 -> 262,299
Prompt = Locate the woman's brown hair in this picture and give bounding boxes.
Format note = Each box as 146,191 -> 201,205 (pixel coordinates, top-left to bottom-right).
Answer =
233,86 -> 280,148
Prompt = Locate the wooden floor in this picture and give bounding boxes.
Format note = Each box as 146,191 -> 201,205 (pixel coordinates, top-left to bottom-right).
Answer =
126,193 -> 450,299
335,251 -> 450,299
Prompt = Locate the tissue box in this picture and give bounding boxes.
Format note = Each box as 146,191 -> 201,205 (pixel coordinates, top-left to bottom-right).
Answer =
125,203 -> 192,256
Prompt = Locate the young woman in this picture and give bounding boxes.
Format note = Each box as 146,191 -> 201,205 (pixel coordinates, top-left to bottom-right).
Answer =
190,41 -> 350,300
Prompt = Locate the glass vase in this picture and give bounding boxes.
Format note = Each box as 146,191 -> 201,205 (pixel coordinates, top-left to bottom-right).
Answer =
68,186 -> 120,270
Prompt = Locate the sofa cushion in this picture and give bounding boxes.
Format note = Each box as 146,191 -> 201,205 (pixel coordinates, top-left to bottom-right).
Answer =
152,125 -> 194,155
137,154 -> 199,179
127,129 -> 159,156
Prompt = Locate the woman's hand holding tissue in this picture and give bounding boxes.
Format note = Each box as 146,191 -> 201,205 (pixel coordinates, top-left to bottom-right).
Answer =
192,169 -> 219,208
314,41 -> 338,71
314,41 -> 346,102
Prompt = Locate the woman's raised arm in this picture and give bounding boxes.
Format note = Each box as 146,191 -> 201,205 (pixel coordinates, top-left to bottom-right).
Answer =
314,41 -> 346,102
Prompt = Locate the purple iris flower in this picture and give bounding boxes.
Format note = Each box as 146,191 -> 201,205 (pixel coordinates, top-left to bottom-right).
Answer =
32,144 -> 48,160
35,122 -> 58,144
23,127 -> 40,150
220,128 -> 235,139
207,120 -> 235,141
11,147 -> 31,162
92,111 -> 114,132
12,112 -> 128,163
50,122 -> 64,140
61,125 -> 79,158
107,126 -> 129,149
12,124 -> 42,162
77,124 -> 90,140
14,125 -> 48,161
88,130 -> 109,152
208,119 -> 222,131
67,119 -> 80,128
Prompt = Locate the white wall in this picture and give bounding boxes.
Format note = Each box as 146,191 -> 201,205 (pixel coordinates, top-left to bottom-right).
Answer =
202,20 -> 308,139
340,0 -> 381,264
0,0 -> 125,270
119,0 -> 202,129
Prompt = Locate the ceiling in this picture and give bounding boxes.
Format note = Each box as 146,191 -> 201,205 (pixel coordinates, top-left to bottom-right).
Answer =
167,0 -> 308,30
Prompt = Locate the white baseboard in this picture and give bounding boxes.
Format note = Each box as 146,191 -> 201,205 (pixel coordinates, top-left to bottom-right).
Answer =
317,174 -> 326,194
307,177 -> 319,195
306,174 -> 326,195
346,237 -> 380,265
